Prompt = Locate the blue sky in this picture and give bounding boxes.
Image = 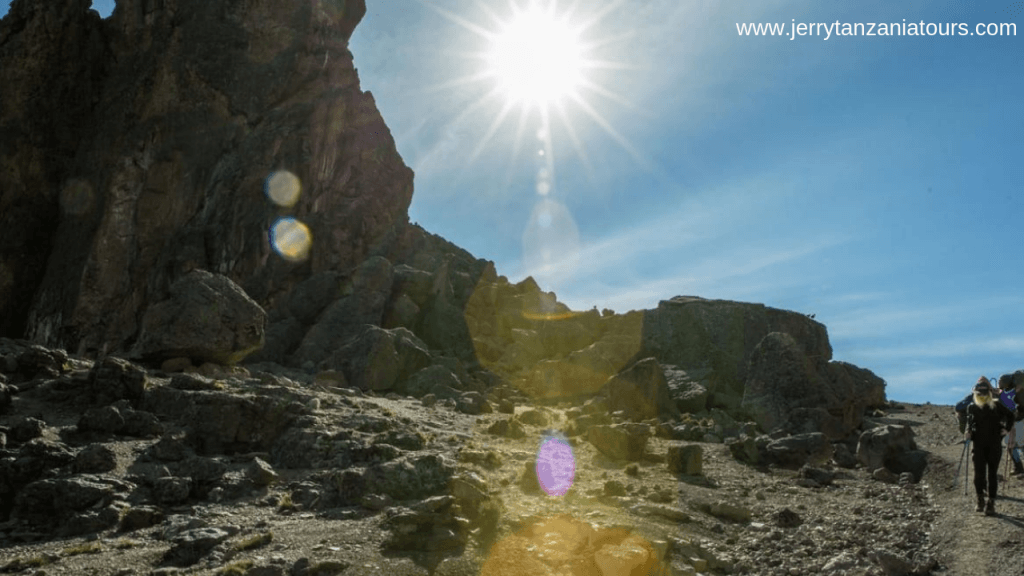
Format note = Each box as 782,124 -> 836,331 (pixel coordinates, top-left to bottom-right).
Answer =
3,1 -> 1022,405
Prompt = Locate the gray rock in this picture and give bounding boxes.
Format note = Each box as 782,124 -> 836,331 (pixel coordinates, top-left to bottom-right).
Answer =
78,406 -> 124,434
12,475 -> 133,526
798,465 -> 835,486
641,296 -> 831,407
765,433 -> 832,468
871,549 -> 914,576
667,444 -> 703,476
364,453 -> 454,501
247,457 -> 279,487
401,365 -> 463,399
320,325 -> 432,392
518,408 -> 550,427
133,270 -> 266,365
11,416 -> 46,442
0,382 -> 12,415
588,423 -> 651,461
74,444 -> 118,473
857,425 -> 920,478
664,365 -> 710,414
87,356 -> 149,406
487,417 -> 527,439
457,391 -> 492,415
604,357 -> 680,421
707,500 -> 752,523
119,409 -> 163,438
119,506 -> 165,532
153,477 -> 192,505
290,257 -> 394,366
726,435 -> 760,465
162,527 -> 230,567
286,271 -> 344,324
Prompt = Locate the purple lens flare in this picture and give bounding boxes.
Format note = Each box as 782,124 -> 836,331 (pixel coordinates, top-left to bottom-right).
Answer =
536,435 -> 576,496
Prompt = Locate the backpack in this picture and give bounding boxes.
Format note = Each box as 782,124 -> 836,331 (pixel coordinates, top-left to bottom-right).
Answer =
955,393 -> 973,433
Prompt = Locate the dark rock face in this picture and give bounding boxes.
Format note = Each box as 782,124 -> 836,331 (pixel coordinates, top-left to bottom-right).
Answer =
131,270 -> 266,365
0,0 -> 408,359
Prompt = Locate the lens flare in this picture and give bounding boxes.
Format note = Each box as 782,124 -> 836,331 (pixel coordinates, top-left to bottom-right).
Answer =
536,434 -> 575,496
265,170 -> 302,207
271,217 -> 312,262
522,198 -> 581,287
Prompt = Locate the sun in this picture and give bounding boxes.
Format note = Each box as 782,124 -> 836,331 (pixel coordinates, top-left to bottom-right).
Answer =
484,4 -> 585,108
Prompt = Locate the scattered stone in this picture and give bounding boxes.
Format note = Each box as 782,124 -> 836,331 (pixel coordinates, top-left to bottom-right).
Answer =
247,457 -> 279,487
667,444 -> 703,476
588,423 -> 651,461
153,477 -> 192,505
764,432 -> 832,468
11,416 -> 46,442
162,527 -> 231,567
74,443 -> 118,473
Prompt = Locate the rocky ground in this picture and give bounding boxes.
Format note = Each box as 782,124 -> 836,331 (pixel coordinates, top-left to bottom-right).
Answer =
1,340 -> 1022,576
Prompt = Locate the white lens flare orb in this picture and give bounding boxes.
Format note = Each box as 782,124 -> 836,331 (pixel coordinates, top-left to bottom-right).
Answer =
535,434 -> 575,496
487,6 -> 584,106
271,217 -> 312,262
265,170 -> 302,207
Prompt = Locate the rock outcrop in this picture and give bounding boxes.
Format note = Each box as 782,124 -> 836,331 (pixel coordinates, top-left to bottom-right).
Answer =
1,0 -> 408,361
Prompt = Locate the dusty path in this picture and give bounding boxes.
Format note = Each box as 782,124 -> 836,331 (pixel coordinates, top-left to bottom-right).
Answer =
913,405 -> 1024,575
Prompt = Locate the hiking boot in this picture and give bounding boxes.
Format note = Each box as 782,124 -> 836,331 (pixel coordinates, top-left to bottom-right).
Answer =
1013,460 -> 1024,476
976,496 -> 986,512
985,499 -> 996,516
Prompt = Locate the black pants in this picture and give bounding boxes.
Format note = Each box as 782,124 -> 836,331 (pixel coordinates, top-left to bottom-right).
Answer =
973,441 -> 1002,499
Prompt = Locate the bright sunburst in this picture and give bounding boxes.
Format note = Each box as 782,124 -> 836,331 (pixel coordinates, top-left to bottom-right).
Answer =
418,0 -> 638,289
485,4 -> 584,107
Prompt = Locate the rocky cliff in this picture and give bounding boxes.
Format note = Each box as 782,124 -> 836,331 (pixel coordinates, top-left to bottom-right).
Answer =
1,0 -> 409,357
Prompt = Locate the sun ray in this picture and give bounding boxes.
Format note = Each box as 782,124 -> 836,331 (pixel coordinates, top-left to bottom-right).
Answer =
577,77 -> 646,116
503,105 -> 534,190
580,29 -> 636,52
568,91 -> 650,169
581,58 -> 644,72
416,0 -> 497,41
474,0 -> 507,28
575,0 -> 629,34
468,97 -> 518,165
415,70 -> 494,96
552,98 -> 595,180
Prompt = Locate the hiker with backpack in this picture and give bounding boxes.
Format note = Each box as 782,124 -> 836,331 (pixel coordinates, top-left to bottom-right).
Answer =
965,377 -> 1016,515
997,373 -> 1024,476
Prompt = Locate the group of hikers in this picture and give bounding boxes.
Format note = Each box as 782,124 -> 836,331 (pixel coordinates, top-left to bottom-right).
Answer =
956,373 -> 1024,516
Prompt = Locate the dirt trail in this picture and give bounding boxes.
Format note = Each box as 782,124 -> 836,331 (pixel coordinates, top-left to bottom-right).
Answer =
917,408 -> 1024,576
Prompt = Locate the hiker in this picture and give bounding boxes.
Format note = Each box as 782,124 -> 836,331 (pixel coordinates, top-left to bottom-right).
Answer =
998,373 -> 1024,475
965,377 -> 1016,515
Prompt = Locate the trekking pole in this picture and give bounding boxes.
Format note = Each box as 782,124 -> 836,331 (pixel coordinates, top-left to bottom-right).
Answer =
964,439 -> 971,497
954,439 -> 969,488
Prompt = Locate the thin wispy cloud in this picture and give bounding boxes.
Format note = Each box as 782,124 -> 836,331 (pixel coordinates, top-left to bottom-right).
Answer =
828,296 -> 1024,339
854,336 -> 1024,361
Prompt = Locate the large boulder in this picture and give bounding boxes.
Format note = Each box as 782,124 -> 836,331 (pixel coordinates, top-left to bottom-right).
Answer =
856,425 -> 920,474
587,423 -> 651,461
290,256 -> 393,367
640,296 -> 831,406
741,332 -> 824,435
604,357 -> 680,421
320,325 -> 432,392
131,270 -> 266,365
